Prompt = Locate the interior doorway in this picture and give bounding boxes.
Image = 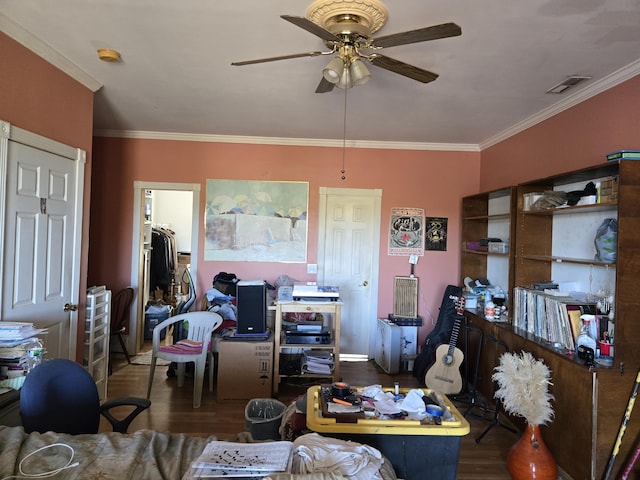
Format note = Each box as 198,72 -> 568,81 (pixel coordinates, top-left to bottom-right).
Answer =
130,182 -> 201,355
318,187 -> 381,359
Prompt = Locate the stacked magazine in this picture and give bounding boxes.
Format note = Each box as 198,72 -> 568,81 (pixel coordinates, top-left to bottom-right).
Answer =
184,440 -> 293,479
0,322 -> 46,379
300,350 -> 334,375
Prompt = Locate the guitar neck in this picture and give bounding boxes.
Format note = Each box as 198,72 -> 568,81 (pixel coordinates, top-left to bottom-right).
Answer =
446,296 -> 466,356
447,315 -> 463,356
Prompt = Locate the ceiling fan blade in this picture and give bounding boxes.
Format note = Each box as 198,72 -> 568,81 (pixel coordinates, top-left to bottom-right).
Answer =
231,51 -> 325,66
315,77 -> 335,94
368,55 -> 439,83
372,22 -> 461,49
281,15 -> 342,43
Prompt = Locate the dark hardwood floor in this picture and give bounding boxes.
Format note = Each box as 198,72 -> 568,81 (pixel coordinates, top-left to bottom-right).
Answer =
104,351 -> 522,479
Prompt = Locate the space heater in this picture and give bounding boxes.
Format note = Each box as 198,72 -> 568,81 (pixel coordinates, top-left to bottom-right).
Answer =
393,276 -> 418,318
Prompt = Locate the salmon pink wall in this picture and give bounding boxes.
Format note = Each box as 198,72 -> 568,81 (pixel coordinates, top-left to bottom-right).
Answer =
89,137 -> 480,340
0,34 -> 94,152
1,33 -> 95,361
480,75 -> 640,190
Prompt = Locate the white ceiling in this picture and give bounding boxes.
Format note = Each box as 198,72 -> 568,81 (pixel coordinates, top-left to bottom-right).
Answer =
2,0 -> 640,149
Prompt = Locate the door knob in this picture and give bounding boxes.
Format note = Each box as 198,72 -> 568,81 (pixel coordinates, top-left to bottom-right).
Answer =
360,281 -> 369,287
64,303 -> 78,312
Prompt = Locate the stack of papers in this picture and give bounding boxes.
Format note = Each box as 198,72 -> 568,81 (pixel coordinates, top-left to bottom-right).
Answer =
184,440 -> 293,479
301,350 -> 334,375
0,322 -> 46,343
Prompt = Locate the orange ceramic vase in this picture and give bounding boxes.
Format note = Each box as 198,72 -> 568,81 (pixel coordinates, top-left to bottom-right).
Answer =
508,423 -> 558,480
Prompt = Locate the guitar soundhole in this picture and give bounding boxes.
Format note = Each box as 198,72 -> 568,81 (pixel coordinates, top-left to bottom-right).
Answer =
444,354 -> 454,365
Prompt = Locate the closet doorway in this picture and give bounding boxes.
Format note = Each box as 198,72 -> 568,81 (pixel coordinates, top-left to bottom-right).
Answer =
130,182 -> 201,354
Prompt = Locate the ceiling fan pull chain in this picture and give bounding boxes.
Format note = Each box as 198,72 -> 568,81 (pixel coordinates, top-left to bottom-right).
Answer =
341,86 -> 348,180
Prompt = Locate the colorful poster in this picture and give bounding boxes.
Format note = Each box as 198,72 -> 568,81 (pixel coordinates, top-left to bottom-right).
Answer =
388,207 -> 425,256
425,217 -> 448,251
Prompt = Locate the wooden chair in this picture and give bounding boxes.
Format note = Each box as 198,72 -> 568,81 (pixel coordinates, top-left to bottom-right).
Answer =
109,287 -> 134,373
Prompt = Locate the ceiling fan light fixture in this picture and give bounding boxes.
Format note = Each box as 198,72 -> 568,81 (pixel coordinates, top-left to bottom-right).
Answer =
323,57 -> 345,84
349,58 -> 371,86
336,64 -> 353,89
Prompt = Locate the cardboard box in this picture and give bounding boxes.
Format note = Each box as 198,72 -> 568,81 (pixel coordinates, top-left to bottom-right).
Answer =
599,176 -> 619,203
216,333 -> 273,401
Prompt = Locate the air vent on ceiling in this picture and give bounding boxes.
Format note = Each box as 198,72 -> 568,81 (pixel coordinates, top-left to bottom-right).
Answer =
546,75 -> 592,94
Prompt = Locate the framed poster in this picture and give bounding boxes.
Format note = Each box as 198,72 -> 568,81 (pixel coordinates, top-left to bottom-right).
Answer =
425,217 -> 448,251
204,179 -> 308,262
388,207 -> 425,256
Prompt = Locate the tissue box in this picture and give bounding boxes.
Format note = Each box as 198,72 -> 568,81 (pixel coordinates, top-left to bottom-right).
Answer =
488,242 -> 509,254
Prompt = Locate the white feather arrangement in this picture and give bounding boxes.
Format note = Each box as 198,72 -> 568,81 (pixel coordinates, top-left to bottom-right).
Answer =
492,350 -> 554,426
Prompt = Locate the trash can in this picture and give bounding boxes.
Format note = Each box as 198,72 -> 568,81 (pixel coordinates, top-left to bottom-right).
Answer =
144,305 -> 170,341
245,398 -> 286,440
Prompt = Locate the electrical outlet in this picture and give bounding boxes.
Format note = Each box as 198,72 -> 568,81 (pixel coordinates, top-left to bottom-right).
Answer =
307,263 -> 318,274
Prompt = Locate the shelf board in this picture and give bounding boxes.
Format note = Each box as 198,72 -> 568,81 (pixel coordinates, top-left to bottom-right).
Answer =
464,212 -> 511,221
518,254 -> 616,267
462,249 -> 509,256
277,373 -> 333,379
279,343 -> 335,349
520,202 -> 617,216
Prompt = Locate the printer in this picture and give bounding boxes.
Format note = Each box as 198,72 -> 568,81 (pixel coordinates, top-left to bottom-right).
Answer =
292,283 -> 339,301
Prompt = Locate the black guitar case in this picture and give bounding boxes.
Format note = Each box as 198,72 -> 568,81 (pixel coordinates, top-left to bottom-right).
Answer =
413,284 -> 464,386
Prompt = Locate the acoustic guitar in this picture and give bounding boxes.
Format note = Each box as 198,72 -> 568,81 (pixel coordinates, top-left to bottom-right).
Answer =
424,295 -> 466,394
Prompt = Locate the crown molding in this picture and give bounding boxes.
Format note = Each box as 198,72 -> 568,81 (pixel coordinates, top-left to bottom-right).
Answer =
1,13 -> 102,92
93,129 -> 481,152
480,58 -> 640,150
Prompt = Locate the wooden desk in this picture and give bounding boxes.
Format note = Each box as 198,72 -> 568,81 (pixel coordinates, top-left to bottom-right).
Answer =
0,389 -> 21,426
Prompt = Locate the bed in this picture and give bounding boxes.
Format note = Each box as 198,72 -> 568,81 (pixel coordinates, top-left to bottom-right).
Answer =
0,426 -> 398,480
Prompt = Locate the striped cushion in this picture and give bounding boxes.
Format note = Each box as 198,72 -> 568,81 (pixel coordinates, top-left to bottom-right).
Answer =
159,339 -> 205,355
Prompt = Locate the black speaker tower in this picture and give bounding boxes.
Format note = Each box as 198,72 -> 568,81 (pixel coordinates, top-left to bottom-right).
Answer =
236,280 -> 267,334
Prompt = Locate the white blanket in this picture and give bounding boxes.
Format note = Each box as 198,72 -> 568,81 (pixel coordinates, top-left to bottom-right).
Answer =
292,433 -> 384,480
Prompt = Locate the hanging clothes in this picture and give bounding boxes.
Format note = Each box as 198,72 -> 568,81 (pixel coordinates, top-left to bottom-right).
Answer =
150,227 -> 177,295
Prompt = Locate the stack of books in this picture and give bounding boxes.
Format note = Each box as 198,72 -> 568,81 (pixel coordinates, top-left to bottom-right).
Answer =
300,350 -> 334,375
512,287 -> 596,351
185,440 -> 293,479
0,322 -> 46,380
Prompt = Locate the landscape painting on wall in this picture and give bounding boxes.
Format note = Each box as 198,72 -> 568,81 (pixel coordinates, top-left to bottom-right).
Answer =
204,179 -> 308,262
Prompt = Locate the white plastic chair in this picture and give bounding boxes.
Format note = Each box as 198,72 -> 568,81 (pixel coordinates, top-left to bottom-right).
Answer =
146,311 -> 222,408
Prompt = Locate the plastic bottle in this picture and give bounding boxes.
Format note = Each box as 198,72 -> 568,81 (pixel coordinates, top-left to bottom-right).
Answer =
484,291 -> 495,320
577,315 -> 597,353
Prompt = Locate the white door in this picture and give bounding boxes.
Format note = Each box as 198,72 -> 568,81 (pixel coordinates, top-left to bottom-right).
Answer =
0,122 -> 84,360
318,188 -> 381,359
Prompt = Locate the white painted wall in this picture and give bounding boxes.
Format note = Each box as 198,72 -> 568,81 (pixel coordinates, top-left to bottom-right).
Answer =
151,190 -> 193,253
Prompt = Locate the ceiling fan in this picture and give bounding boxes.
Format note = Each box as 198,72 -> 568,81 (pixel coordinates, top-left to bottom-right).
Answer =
231,0 -> 461,93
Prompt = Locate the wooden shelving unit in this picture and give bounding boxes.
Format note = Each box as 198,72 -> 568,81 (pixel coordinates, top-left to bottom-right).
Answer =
461,160 -> 640,480
273,301 -> 341,396
460,187 -> 516,310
